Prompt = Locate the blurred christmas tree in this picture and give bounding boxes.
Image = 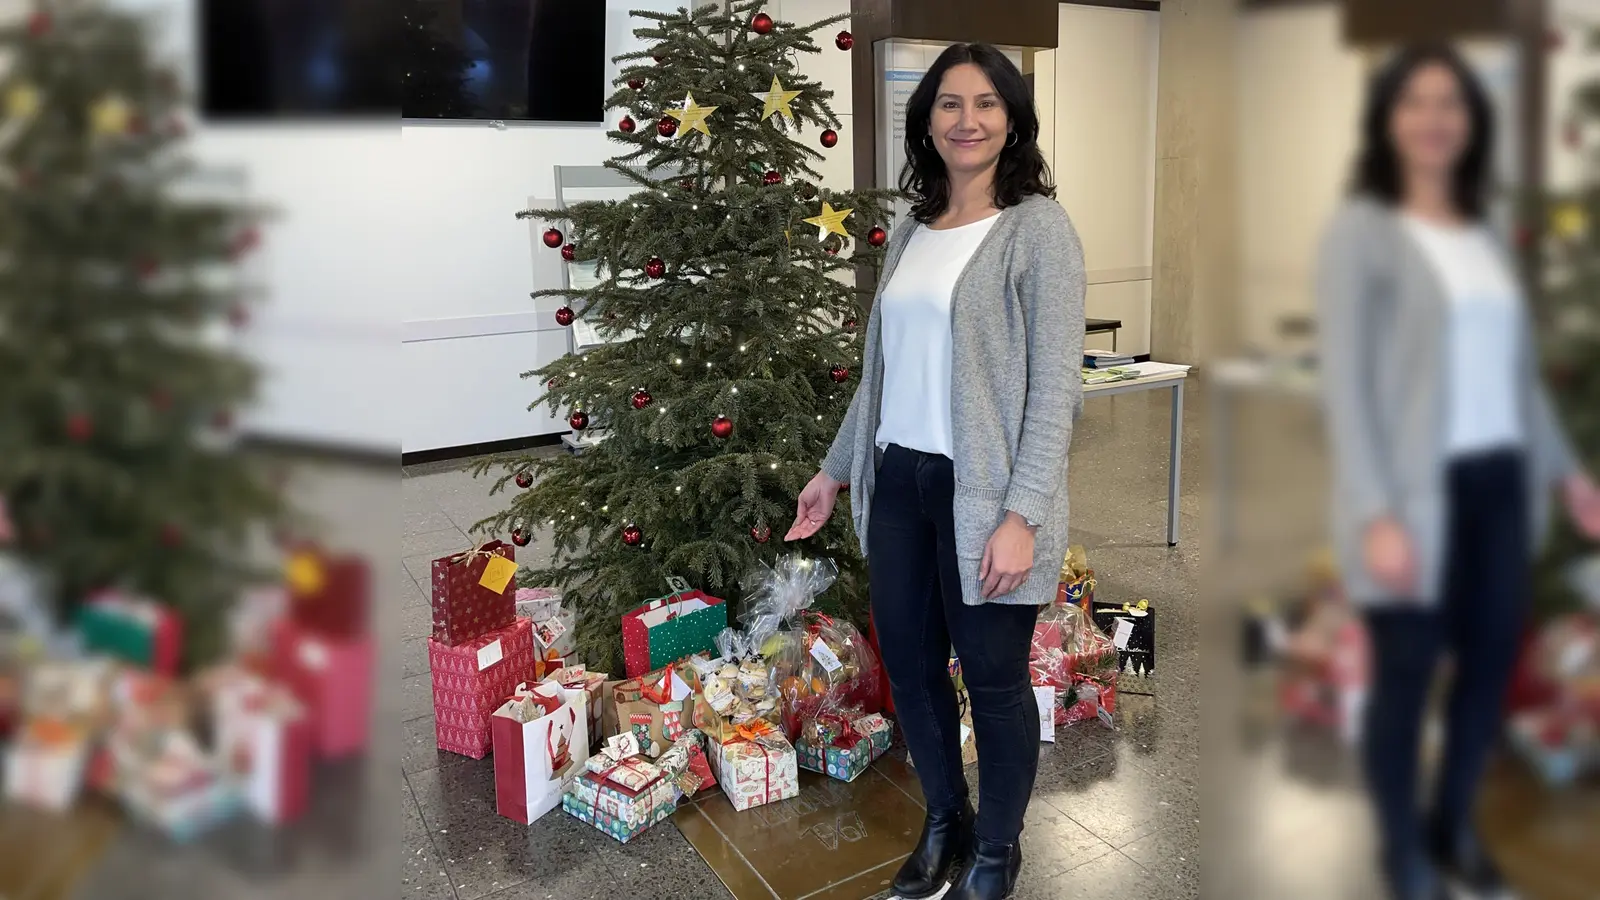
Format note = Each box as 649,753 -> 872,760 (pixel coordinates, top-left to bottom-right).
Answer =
0,1 -> 281,667
1532,25 -> 1600,617
402,0 -> 478,119
472,2 -> 895,672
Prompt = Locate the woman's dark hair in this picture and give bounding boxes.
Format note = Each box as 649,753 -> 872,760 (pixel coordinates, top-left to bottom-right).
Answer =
1352,43 -> 1494,220
899,42 -> 1055,223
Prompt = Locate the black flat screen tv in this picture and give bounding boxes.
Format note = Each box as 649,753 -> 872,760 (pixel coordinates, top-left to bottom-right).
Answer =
201,0 -> 399,120
402,0 -> 607,123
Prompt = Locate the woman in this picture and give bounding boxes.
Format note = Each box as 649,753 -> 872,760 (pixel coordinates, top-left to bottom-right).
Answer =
1318,45 -> 1600,900
785,43 -> 1084,900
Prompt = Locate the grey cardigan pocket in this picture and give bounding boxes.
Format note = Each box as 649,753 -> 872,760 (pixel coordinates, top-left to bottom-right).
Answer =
953,480 -> 1008,560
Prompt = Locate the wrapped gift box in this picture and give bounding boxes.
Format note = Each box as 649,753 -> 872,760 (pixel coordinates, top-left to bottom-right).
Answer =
271,618 -> 374,760
77,591 -> 182,675
492,682 -> 590,824
706,723 -> 799,812
3,718 -> 91,812
563,757 -> 679,841
120,732 -> 240,842
429,617 -> 535,758
430,542 -> 517,646
207,667 -> 312,825
621,589 -> 728,678
283,544 -> 371,638
532,608 -> 577,659
515,587 -> 564,623
656,730 -> 717,798
795,713 -> 894,783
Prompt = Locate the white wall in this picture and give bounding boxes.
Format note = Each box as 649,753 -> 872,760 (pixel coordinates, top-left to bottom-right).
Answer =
1052,3 -> 1160,356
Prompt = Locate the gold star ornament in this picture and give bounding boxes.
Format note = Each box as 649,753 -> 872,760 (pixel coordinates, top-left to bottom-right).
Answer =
666,92 -> 717,137
752,77 -> 802,123
5,83 -> 40,120
803,201 -> 854,239
89,94 -> 132,136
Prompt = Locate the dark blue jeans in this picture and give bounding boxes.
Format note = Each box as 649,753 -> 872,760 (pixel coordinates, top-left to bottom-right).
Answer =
1362,449 -> 1528,894
868,444 -> 1042,845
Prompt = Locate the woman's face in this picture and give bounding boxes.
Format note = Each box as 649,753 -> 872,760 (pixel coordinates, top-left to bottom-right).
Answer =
929,62 -> 1011,176
1389,62 -> 1472,178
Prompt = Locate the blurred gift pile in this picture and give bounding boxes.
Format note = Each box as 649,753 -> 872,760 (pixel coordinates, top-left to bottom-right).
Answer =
0,544 -> 373,839
1506,556 -> 1600,786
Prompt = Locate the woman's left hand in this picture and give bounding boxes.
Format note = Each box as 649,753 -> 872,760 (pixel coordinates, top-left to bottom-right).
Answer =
1566,472 -> 1600,541
980,513 -> 1036,599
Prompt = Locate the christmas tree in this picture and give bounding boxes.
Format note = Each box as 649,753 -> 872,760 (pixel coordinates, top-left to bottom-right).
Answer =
402,0 -> 479,120
0,1 -> 281,667
1533,29 -> 1600,616
471,2 -> 895,672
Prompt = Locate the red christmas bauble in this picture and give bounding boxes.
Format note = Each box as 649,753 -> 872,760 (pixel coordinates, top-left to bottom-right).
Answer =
555,306 -> 576,327
680,178 -> 696,191
751,525 -> 771,544
843,317 -> 857,331
824,239 -> 842,256
546,377 -> 561,391
230,226 -> 261,260
830,365 -> 850,383
543,227 -> 564,248
836,31 -> 854,51
561,243 -> 577,261
230,303 -> 250,328
1515,225 -> 1535,249
653,53 -> 665,63
645,257 -> 666,279
27,12 -> 50,38
511,529 -> 531,547
763,170 -> 782,186
657,117 -> 678,138
569,410 -> 590,431
867,227 -> 887,247
628,77 -> 646,90
632,390 -> 653,410
515,471 -> 534,489
751,12 -> 774,34
711,416 -> 734,439
820,129 -> 838,149
619,116 -> 637,134
622,524 -> 644,546
160,523 -> 183,548
150,389 -> 172,412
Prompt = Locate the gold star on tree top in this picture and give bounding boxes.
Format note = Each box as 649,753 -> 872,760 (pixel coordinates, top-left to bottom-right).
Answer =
803,201 -> 853,239
666,92 -> 717,137
752,77 -> 803,123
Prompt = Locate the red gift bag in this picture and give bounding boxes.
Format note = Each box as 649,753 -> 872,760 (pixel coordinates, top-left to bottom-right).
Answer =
430,542 -> 517,646
284,544 -> 371,638
429,618 -> 536,758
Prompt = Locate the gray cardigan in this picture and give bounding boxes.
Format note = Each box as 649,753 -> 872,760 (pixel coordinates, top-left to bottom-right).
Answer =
821,194 -> 1087,606
1317,196 -> 1579,607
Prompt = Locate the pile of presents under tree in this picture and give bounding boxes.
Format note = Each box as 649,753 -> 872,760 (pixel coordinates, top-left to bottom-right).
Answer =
425,542 -> 1154,842
0,546 -> 375,837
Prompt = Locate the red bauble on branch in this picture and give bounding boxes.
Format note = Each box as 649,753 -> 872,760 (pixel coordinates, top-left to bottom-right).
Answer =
543,227 -> 564,248
622,524 -> 644,546
867,227 -> 888,247
645,257 -> 666,279
555,306 -> 576,327
569,410 -> 590,431
561,243 -> 577,261
618,116 -> 636,134
711,416 -> 734,439
631,390 -> 654,410
820,129 -> 838,148
680,177 -> 696,191
830,365 -> 850,383
657,117 -> 677,138
160,523 -> 183,548
836,31 -> 854,51
27,12 -> 51,37
628,77 -> 646,90
515,471 -> 534,489
230,226 -> 262,260
751,12 -> 774,34
763,170 -> 782,186
843,317 -> 858,331
751,525 -> 771,544
511,529 -> 531,547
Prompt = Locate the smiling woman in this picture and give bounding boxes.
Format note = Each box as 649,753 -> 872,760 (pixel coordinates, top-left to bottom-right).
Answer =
786,41 -> 1085,900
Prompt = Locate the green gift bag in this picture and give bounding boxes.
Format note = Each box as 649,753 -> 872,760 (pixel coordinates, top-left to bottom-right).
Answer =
620,587 -> 727,678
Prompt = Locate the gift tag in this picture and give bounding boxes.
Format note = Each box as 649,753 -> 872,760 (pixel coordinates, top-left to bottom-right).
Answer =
1097,705 -> 1115,729
960,722 -> 973,746
298,638 -> 329,671
606,731 -> 642,761
285,552 -> 326,596
1033,686 -> 1056,742
479,556 -> 517,594
665,576 -> 692,595
668,670 -> 694,702
1112,618 -> 1134,650
810,640 -> 844,673
477,638 -> 504,671
534,616 -> 568,650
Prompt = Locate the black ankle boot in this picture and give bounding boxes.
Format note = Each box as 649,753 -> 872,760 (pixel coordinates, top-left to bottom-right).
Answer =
890,800 -> 974,899
945,836 -> 1022,900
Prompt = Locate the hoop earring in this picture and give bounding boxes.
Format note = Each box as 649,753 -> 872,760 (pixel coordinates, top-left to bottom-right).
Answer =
1005,132 -> 1019,148
922,135 -> 934,150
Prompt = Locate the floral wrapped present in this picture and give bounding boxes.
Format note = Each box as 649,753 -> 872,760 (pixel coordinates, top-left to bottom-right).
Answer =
706,720 -> 799,812
794,712 -> 894,783
562,755 -> 679,843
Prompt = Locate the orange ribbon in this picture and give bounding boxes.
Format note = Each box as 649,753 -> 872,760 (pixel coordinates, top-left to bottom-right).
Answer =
735,719 -> 777,742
